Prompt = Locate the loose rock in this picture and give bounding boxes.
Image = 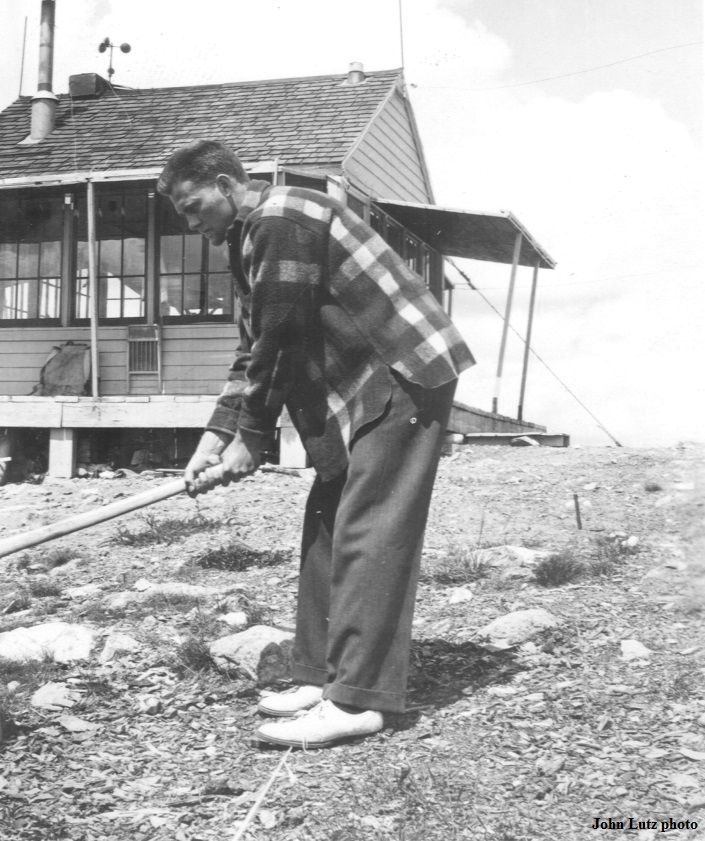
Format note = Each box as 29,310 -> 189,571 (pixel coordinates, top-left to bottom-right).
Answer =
475,609 -> 559,650
0,622 -> 94,664
209,625 -> 294,684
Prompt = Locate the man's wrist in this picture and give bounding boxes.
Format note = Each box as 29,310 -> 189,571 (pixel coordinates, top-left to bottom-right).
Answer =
198,430 -> 234,455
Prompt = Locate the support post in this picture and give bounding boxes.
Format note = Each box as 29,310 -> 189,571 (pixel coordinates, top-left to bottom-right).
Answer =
87,180 -> 100,398
49,428 -> 76,479
492,231 -> 522,415
518,258 -> 540,422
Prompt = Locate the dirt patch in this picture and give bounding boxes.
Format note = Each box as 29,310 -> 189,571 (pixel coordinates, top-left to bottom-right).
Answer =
0,444 -> 703,840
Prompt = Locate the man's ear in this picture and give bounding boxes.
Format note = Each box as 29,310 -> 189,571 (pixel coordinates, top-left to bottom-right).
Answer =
215,174 -> 233,195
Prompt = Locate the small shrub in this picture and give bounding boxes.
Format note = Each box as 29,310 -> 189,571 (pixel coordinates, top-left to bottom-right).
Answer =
644,481 -> 663,492
43,547 -> 82,570
533,551 -> 584,587
422,545 -> 491,585
28,579 -> 62,598
197,543 -> 292,572
112,512 -> 221,546
174,635 -> 217,674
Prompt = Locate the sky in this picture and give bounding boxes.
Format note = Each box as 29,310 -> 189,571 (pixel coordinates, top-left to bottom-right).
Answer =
0,0 -> 703,448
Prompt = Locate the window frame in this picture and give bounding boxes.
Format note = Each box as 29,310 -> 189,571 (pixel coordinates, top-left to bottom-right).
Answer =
0,189 -> 66,328
71,183 -> 150,326
156,193 -> 236,325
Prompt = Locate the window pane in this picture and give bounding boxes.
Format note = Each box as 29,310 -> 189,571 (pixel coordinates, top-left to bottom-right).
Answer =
160,235 -> 183,274
207,273 -> 232,315
123,193 -> 147,235
183,275 -> 204,314
160,274 -> 184,316
0,199 -> 19,243
208,242 -> 229,273
99,238 -> 122,276
20,197 -> 62,242
14,279 -> 31,318
0,280 -> 15,317
40,240 -> 61,277
184,235 -> 202,272
75,273 -> 90,319
123,237 -> 145,276
123,277 -> 144,318
0,243 -> 17,278
40,277 -> 61,319
98,195 -> 124,239
17,243 -> 39,277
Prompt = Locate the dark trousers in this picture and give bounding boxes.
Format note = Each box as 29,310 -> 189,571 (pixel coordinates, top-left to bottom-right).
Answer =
291,372 -> 456,713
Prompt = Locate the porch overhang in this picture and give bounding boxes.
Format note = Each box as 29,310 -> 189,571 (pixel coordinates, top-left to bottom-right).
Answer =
372,198 -> 556,269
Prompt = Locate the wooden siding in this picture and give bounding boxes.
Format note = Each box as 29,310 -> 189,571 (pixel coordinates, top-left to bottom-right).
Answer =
161,324 -> 237,395
0,323 -> 238,397
345,90 -> 431,203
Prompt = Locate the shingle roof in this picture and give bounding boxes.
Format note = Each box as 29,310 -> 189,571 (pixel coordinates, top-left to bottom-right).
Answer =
0,69 -> 401,180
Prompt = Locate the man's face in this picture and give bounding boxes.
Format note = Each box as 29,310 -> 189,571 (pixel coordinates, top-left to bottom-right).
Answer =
170,178 -> 236,246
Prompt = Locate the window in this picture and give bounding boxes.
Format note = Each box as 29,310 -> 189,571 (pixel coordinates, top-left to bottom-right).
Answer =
74,189 -> 147,322
157,198 -> 234,322
0,194 -> 63,323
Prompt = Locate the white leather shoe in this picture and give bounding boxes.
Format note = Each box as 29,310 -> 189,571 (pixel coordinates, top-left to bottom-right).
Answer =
256,699 -> 383,749
257,684 -> 323,717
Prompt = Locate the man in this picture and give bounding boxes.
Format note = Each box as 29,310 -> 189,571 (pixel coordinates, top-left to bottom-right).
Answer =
157,140 -> 475,749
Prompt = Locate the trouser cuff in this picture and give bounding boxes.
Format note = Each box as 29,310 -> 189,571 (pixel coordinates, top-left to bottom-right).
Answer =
291,659 -> 326,687
323,681 -> 406,714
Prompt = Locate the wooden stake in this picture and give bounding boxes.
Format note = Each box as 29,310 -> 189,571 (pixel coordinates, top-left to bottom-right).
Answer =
573,493 -> 582,530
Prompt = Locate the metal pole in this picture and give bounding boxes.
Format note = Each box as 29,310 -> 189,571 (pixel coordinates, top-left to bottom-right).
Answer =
517,258 -> 540,421
19,17 -> 28,97
492,231 -> 522,415
87,181 -> 100,398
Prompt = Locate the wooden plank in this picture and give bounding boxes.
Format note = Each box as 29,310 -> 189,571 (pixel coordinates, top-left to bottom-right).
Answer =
0,401 -> 63,426
62,399 -> 215,428
459,433 -> 570,448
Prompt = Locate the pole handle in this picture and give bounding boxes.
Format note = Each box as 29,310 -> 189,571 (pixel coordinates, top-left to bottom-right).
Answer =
0,477 -> 188,561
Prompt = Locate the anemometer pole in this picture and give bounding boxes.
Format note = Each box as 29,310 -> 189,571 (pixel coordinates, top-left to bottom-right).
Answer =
492,231 -> 522,415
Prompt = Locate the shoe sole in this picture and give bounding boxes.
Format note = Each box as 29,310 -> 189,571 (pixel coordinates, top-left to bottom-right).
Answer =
256,730 -> 379,750
256,703 -> 318,718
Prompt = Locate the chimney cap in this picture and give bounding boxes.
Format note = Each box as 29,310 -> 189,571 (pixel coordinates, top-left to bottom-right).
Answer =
345,62 -> 366,86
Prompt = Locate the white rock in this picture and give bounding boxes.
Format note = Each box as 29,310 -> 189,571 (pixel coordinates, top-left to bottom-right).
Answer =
218,611 -> 249,630
0,622 -> 94,664
6,681 -> 20,695
99,632 -> 142,664
504,546 -> 549,566
620,639 -> 652,661
133,578 -> 153,592
476,609 -> 559,650
210,625 -> 293,685
65,583 -> 101,600
448,587 -> 474,604
31,682 -> 82,710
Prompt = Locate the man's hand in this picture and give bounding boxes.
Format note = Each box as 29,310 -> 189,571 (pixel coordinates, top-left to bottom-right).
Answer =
184,430 -> 260,496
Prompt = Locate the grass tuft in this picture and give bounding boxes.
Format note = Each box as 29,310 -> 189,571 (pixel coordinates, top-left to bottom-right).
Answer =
422,545 -> 492,585
197,543 -> 292,572
112,511 -> 221,547
28,579 -> 62,599
533,550 -> 585,587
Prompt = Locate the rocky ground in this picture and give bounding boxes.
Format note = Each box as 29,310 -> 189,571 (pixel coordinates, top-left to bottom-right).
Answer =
0,442 -> 703,841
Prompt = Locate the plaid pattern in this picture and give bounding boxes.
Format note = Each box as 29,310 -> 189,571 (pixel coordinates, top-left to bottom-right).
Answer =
207,181 -> 475,480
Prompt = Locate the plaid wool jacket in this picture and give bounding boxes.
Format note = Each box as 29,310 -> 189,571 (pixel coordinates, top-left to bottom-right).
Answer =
207,180 -> 475,480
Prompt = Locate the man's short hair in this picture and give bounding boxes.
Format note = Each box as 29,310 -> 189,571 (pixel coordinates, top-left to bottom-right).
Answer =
157,140 -> 248,195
